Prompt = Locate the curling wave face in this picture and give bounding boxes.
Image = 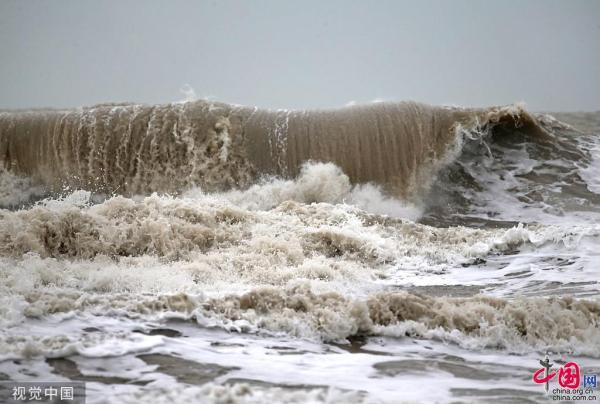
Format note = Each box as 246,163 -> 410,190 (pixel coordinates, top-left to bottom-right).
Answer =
2,100 -> 598,222
0,100 -> 549,198
1,100 -> 600,403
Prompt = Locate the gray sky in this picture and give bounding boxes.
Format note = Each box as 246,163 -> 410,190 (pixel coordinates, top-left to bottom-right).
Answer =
1,0 -> 599,111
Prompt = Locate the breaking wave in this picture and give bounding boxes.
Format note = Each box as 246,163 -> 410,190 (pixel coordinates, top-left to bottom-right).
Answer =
3,285 -> 600,358
2,100 -> 599,227
0,100 -> 552,198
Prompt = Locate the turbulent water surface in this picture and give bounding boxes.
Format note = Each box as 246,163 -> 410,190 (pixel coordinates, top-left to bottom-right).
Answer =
0,100 -> 599,403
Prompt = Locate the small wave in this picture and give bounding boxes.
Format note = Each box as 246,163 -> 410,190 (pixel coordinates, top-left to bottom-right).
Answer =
4,285 -> 599,358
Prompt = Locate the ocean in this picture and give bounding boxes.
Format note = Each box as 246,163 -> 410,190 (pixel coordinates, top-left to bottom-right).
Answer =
0,100 -> 599,403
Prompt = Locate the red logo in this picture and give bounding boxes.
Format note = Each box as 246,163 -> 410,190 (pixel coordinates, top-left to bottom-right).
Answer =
533,357 -> 581,390
558,362 -> 581,389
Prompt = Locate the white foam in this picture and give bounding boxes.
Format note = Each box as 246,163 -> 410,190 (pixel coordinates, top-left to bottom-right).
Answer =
579,137 -> 600,194
184,162 -> 422,220
1,159 -> 599,402
5,315 -> 600,403
0,169 -> 46,208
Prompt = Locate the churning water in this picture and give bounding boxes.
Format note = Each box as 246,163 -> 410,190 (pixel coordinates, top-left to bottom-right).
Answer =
1,101 -> 599,403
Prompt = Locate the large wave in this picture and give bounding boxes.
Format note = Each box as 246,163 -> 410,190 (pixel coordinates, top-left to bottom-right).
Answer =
0,100 -> 550,198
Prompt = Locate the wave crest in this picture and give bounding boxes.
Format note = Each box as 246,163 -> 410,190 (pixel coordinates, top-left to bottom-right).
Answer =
0,100 -> 550,200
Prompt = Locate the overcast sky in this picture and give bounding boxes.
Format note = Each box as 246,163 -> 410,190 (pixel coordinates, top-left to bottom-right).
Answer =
1,0 -> 599,111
